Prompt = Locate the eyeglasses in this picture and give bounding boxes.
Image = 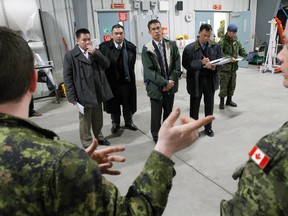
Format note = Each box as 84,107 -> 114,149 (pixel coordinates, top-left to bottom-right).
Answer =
150,26 -> 162,32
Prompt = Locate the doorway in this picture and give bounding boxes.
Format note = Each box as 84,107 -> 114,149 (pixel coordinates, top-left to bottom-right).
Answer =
195,11 -> 229,42
195,11 -> 252,51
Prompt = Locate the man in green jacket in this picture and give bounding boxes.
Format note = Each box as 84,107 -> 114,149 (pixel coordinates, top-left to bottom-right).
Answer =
0,26 -> 213,215
142,19 -> 182,143
218,24 -> 247,109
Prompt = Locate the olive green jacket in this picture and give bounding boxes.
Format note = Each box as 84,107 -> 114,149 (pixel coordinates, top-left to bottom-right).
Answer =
142,39 -> 181,100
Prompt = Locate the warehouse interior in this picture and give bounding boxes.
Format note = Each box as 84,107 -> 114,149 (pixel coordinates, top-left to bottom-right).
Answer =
1,0 -> 288,215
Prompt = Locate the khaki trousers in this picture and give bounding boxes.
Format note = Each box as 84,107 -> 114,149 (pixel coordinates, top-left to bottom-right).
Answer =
79,103 -> 104,148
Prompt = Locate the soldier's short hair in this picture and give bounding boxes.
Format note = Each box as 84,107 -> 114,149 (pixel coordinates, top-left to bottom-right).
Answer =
0,27 -> 34,104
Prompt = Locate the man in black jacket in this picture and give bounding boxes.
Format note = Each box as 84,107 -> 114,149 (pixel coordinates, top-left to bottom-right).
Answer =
99,24 -> 138,134
182,24 -> 222,137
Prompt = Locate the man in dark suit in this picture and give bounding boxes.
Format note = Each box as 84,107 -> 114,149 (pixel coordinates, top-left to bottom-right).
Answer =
182,24 -> 223,137
99,24 -> 138,134
63,28 -> 113,148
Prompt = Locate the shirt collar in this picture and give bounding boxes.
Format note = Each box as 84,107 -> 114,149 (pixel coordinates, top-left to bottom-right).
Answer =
153,40 -> 163,47
198,41 -> 207,49
114,41 -> 123,49
78,46 -> 86,54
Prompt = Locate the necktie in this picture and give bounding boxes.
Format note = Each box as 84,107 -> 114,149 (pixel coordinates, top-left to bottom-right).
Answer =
83,51 -> 89,59
158,42 -> 168,79
117,44 -> 121,49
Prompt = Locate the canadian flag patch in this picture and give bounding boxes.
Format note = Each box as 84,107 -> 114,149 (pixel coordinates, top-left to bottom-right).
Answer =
248,145 -> 270,169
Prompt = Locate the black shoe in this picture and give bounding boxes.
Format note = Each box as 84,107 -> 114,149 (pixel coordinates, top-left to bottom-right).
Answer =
204,129 -> 214,137
111,124 -> 120,133
29,110 -> 42,117
226,101 -> 237,107
219,97 -> 225,109
125,123 -> 138,131
98,139 -> 111,146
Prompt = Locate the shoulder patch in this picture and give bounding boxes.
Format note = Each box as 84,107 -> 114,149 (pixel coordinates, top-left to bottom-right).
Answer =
248,145 -> 270,169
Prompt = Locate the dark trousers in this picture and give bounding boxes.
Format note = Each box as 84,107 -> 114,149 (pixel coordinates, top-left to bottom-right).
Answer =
150,93 -> 175,141
111,84 -> 133,125
190,76 -> 214,130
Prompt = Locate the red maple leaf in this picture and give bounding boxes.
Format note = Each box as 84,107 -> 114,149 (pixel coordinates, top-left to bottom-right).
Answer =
255,153 -> 261,160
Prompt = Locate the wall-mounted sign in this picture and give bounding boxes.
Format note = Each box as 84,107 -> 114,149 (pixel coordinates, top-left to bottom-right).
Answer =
118,12 -> 127,22
112,3 -> 125,9
213,4 -> 222,10
162,27 -> 168,35
103,35 -> 112,42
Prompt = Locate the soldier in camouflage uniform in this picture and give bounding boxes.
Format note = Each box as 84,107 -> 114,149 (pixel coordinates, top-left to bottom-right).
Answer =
220,123 -> 288,215
220,21 -> 288,215
0,26 -> 213,215
218,24 -> 247,109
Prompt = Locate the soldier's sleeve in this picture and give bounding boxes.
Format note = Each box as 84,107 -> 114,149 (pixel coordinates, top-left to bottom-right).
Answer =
45,147 -> 175,215
220,125 -> 288,216
238,40 -> 248,57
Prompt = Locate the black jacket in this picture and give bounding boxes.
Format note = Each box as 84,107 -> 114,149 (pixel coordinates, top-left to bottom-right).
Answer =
182,40 -> 223,97
99,39 -> 137,114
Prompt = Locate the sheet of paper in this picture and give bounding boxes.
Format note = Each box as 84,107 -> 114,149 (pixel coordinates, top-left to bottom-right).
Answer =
76,102 -> 84,115
210,57 -> 231,65
204,57 -> 231,68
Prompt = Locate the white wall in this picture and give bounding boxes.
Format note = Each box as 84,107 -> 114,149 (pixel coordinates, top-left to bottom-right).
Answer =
89,0 -> 253,42
1,0 -> 257,82
90,0 -> 256,81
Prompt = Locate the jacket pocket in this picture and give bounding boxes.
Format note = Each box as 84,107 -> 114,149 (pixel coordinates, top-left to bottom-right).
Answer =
146,81 -> 162,99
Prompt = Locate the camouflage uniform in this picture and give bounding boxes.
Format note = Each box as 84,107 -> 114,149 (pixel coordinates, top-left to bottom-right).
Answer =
0,113 -> 175,215
218,34 -> 247,97
220,122 -> 288,215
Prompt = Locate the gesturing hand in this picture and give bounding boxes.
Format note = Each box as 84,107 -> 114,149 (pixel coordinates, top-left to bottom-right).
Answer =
154,108 -> 215,158
86,139 -> 126,175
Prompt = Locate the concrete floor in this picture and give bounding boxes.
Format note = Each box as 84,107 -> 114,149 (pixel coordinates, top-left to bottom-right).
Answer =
31,65 -> 288,216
